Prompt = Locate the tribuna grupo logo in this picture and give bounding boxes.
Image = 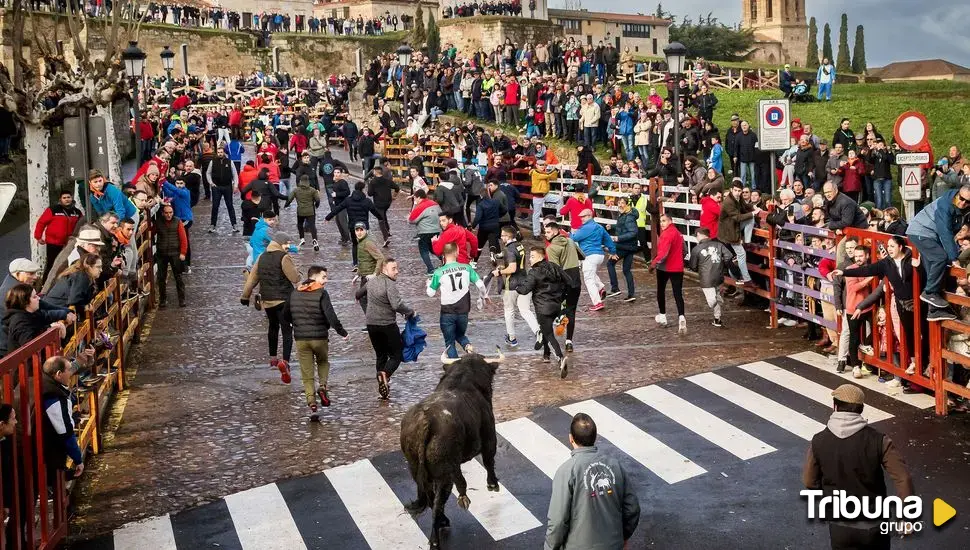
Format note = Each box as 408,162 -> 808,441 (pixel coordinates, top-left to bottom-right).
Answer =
801,490 -> 923,534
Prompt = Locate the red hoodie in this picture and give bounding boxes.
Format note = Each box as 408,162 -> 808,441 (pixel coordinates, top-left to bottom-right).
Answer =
238,164 -> 260,198
256,158 -> 281,184
652,224 -> 685,273
559,196 -> 593,230
699,196 -> 721,239
229,109 -> 243,128
171,95 -> 191,111
433,223 -> 475,264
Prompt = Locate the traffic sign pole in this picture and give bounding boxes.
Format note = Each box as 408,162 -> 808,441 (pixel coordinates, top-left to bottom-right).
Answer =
893,111 -> 931,220
758,98 -> 790,197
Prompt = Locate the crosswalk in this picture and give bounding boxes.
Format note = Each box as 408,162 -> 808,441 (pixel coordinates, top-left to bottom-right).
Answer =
90,352 -> 932,550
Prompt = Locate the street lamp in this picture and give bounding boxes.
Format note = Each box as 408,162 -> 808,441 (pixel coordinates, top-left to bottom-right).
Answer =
160,45 -> 176,106
397,44 -> 413,121
122,40 -> 147,166
664,41 -> 688,174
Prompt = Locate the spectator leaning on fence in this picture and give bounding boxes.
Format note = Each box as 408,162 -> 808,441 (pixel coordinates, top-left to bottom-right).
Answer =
906,185 -> 970,322
0,260 -> 76,358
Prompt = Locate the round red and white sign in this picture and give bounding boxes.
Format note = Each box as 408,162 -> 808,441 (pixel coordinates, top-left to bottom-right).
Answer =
893,111 -> 929,150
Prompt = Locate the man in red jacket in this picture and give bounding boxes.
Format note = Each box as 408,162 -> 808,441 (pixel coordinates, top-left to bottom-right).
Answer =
432,213 -> 478,264
34,191 -> 84,277
171,94 -> 191,112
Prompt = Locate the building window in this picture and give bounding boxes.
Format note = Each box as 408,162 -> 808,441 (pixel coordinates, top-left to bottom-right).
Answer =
767,0 -> 773,20
560,19 -> 581,35
750,0 -> 757,21
621,23 -> 651,39
635,46 -> 639,53
652,39 -> 657,55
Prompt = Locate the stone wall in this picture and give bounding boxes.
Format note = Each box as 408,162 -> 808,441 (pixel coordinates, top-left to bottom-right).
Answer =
438,16 -> 562,55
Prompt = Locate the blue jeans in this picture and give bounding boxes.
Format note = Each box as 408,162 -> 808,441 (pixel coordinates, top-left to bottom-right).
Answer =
455,92 -> 464,112
418,233 -> 437,274
583,127 -> 596,148
739,162 -> 757,189
873,178 -> 892,210
607,253 -> 635,297
532,196 -> 546,236
620,134 -> 635,161
732,243 -> 751,282
909,234 -> 947,296
638,145 -> 650,165
440,313 -> 470,358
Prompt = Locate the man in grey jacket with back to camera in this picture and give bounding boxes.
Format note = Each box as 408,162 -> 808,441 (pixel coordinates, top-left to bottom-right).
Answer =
545,413 -> 640,550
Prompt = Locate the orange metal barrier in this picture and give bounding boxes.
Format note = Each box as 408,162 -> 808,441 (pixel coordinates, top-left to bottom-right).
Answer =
930,264 -> 970,415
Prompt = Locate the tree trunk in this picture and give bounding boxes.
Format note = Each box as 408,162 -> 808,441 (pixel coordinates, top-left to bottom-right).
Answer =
96,102 -> 125,185
25,123 -> 51,265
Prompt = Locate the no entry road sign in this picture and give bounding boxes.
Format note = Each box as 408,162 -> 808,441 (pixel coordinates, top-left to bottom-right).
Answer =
894,111 -> 930,151
758,99 -> 790,150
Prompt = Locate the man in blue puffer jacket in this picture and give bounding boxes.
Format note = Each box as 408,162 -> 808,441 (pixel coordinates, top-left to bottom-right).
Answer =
88,169 -> 135,219
249,212 -> 279,266
617,105 -> 636,161
571,208 -> 616,311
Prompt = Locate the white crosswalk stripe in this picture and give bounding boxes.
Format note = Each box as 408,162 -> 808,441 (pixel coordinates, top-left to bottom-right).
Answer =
686,372 -> 825,441
225,483 -> 308,550
788,351 -> 936,409
98,353 -> 904,550
112,514 -> 177,550
738,361 -> 894,423
561,400 -> 707,483
454,459 -> 543,540
324,459 -> 428,550
626,385 -> 777,460
496,417 -> 571,479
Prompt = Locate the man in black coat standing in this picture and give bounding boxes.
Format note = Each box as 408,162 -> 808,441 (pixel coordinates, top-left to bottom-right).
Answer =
367,166 -> 399,246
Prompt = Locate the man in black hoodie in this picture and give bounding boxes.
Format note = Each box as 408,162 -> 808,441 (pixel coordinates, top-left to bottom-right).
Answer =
317,150 -> 345,208
435,159 -> 466,226
516,246 -> 569,377
329,167 -> 352,244
367,166 -> 399,246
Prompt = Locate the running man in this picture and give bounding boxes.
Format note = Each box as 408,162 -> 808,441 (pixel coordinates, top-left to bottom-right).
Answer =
356,259 -> 414,399
688,227 -> 734,328
543,220 -> 582,352
427,243 -> 489,361
517,245 -> 570,377
492,225 -> 541,348
289,265 -> 348,418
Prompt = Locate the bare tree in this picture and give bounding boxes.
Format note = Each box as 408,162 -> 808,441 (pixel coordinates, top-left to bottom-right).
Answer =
561,0 -> 584,10
0,1 -> 147,263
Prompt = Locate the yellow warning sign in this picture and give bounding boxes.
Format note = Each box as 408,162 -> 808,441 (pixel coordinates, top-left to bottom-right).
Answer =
934,498 -> 956,527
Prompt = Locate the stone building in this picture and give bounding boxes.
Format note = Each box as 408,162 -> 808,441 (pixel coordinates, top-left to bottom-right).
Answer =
548,9 -> 671,58
314,0 -> 440,22
741,0 -> 809,67
229,0 -> 316,17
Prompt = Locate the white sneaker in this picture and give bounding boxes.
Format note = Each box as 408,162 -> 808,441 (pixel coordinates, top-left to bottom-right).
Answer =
859,345 -> 874,356
887,378 -> 902,388
905,361 -> 916,375
655,313 -> 668,327
780,318 -> 797,327
300,238 -> 306,247
852,366 -> 863,379
678,315 -> 687,335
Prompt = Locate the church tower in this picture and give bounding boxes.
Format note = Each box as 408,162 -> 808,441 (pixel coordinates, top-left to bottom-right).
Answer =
742,0 -> 809,67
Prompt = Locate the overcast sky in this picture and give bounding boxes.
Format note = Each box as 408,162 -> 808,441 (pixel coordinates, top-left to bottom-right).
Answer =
549,0 -> 970,68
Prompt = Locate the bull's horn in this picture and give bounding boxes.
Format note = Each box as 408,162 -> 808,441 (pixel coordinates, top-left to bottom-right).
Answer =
484,346 -> 505,364
441,351 -> 460,366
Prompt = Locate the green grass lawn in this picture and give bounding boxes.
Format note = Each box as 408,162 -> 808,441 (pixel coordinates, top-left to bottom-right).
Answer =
628,80 -> 970,156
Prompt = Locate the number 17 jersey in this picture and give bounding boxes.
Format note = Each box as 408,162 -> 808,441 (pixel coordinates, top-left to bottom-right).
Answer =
427,261 -> 481,315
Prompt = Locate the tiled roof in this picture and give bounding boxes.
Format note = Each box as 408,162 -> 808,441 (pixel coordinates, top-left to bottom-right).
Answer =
869,59 -> 970,79
548,9 -> 672,26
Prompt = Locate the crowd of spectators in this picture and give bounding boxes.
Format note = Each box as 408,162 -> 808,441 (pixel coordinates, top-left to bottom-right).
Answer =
443,0 -> 524,18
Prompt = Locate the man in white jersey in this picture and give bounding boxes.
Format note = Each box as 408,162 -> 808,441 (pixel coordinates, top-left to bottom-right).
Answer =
427,242 -> 489,362
492,225 -> 542,349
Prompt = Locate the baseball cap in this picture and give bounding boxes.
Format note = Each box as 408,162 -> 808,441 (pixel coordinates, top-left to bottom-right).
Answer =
354,222 -> 367,230
9,258 -> 42,274
76,228 -> 106,246
832,384 -> 865,405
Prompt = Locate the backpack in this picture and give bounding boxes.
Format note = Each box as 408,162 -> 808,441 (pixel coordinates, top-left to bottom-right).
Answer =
463,167 -> 484,198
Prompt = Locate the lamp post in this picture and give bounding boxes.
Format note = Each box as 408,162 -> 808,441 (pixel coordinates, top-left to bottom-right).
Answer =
664,41 -> 687,175
396,44 -> 413,122
160,45 -> 176,106
122,40 -> 147,167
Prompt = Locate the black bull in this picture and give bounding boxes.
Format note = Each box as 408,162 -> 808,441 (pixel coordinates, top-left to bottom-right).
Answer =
400,351 -> 503,549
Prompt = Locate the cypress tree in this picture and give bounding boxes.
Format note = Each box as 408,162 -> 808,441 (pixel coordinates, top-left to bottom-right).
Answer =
806,17 -> 819,69
413,5 -> 426,45
822,23 -> 833,63
836,13 -> 851,73
427,12 -> 440,61
851,25 -> 867,74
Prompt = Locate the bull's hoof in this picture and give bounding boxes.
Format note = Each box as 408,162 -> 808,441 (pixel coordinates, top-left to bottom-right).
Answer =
486,482 -> 500,492
457,494 -> 471,510
405,500 -> 428,515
